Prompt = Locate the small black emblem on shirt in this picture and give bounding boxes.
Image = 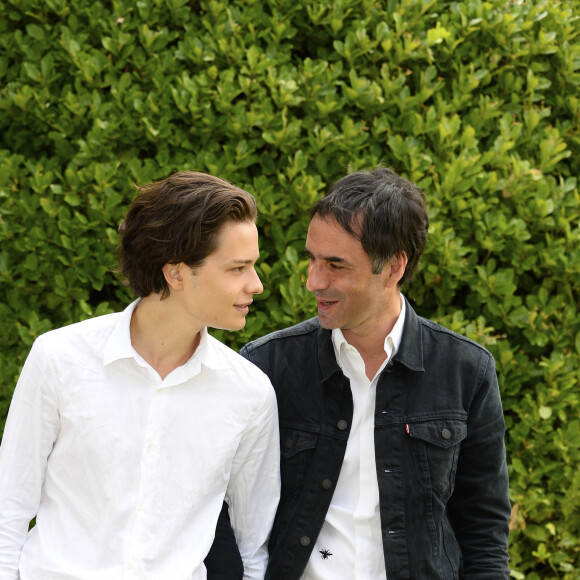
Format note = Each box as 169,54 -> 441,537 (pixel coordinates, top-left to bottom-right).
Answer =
319,548 -> 333,559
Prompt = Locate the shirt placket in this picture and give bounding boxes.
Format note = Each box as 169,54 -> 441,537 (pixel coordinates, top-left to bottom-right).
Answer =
338,346 -> 371,579
351,356 -> 376,578
125,379 -> 165,577
345,345 -> 389,579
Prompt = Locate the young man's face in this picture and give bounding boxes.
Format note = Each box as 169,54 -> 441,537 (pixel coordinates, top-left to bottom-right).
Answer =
179,220 -> 263,331
305,214 -> 401,341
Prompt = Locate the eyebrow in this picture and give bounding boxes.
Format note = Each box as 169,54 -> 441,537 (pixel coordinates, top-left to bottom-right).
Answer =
304,248 -> 348,265
228,258 -> 257,265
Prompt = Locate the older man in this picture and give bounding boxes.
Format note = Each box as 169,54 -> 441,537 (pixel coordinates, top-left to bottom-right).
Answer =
241,167 -> 510,579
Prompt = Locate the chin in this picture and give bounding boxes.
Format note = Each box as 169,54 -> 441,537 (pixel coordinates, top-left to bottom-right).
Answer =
218,320 -> 247,331
317,318 -> 338,330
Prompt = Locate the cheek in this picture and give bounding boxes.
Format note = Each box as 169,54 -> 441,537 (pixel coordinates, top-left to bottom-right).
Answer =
339,280 -> 362,296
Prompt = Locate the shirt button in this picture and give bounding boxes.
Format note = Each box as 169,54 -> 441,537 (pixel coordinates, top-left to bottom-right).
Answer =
441,428 -> 451,440
322,479 -> 332,489
137,503 -> 144,512
337,420 -> 348,430
300,536 -> 311,546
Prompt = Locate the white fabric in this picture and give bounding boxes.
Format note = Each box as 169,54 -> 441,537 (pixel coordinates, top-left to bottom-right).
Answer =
0,300 -> 280,580
302,298 -> 406,580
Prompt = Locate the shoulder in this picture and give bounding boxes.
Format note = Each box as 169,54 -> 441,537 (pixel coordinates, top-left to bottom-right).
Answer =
242,317 -> 321,355
418,316 -> 493,359
206,336 -> 278,417
36,312 -> 123,354
398,301 -> 496,377
404,299 -> 493,358
411,314 -> 497,383
207,334 -> 274,388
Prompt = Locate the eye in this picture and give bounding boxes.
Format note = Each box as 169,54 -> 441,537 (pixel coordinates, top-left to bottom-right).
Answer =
329,263 -> 343,270
231,266 -> 244,273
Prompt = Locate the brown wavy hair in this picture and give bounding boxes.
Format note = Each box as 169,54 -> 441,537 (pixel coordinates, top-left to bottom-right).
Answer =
117,171 -> 257,299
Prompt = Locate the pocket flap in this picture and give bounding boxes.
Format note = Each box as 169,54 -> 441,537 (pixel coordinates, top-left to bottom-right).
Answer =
407,420 -> 467,448
280,428 -> 319,458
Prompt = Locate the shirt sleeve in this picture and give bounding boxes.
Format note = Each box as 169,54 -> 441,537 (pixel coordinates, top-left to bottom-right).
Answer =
0,336 -> 61,578
225,379 -> 280,580
447,352 -> 511,579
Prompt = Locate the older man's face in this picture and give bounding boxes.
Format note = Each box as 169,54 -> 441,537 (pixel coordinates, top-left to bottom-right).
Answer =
305,215 -> 403,343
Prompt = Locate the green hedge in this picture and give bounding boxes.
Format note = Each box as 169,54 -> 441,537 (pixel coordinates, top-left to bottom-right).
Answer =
1,0 -> 579,576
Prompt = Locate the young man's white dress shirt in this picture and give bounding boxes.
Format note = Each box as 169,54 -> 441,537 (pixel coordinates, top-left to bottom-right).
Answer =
0,300 -> 280,579
303,298 -> 406,579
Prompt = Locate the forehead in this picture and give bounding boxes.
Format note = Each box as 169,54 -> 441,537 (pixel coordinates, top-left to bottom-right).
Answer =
211,220 -> 258,256
306,215 -> 368,262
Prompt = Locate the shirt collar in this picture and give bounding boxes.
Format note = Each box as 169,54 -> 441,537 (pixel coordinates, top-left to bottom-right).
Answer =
331,294 -> 406,363
103,299 -> 230,377
103,299 -> 141,366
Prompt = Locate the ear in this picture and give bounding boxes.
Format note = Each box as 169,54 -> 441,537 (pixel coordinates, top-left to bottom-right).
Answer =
385,252 -> 408,288
162,263 -> 184,290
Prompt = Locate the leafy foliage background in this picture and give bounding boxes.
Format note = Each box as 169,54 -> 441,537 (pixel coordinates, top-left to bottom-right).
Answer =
1,0 -> 579,577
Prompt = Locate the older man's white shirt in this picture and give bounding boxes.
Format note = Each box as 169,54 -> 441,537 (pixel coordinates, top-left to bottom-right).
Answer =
303,298 -> 406,580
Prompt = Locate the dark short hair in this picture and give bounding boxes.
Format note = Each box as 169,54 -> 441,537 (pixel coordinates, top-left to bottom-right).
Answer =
312,166 -> 429,285
117,171 -> 257,298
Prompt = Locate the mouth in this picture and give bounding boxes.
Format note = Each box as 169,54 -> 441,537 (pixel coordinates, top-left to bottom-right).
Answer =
316,299 -> 338,312
234,301 -> 253,314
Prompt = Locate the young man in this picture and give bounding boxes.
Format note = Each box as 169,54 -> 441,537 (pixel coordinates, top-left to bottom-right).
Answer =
240,167 -> 511,579
0,171 -> 280,579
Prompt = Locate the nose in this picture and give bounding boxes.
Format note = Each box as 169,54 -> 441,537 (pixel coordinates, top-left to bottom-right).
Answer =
248,268 -> 263,295
306,261 -> 330,293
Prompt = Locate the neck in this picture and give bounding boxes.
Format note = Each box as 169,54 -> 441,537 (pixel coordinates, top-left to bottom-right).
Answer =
342,327 -> 391,381
341,294 -> 402,379
130,296 -> 202,380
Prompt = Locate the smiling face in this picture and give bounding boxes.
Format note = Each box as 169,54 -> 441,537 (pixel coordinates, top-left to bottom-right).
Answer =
172,220 -> 263,331
305,215 -> 405,343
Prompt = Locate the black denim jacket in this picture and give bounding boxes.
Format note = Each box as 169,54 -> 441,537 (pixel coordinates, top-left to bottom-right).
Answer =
240,299 -> 510,580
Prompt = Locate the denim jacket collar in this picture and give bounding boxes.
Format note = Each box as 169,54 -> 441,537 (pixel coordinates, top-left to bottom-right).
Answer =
393,297 -> 425,372
316,296 -> 424,380
317,326 -> 343,382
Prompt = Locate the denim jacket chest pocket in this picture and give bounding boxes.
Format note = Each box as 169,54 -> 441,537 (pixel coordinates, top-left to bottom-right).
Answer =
406,419 -> 467,500
280,428 -> 319,498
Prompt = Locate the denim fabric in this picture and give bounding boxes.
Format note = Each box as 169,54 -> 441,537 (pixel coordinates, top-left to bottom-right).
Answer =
240,299 -> 510,580
205,501 -> 244,580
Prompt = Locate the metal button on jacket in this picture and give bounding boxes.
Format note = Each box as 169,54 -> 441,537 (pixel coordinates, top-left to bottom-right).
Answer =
441,428 -> 451,440
300,536 -> 311,546
321,479 -> 332,489
337,420 -> 348,430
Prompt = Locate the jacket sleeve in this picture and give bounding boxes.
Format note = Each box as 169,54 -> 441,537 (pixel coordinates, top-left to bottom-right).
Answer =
0,337 -> 60,578
204,501 -> 244,580
447,351 -> 511,578
225,379 -> 280,580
